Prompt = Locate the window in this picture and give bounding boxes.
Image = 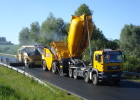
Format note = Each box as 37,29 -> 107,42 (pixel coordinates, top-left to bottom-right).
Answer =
96,55 -> 101,62
104,54 -> 122,63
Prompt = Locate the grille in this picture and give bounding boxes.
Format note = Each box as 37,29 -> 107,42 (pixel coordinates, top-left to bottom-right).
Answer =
107,66 -> 120,70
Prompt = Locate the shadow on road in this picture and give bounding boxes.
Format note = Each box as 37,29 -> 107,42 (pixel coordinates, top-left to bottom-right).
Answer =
118,80 -> 140,88
98,79 -> 140,88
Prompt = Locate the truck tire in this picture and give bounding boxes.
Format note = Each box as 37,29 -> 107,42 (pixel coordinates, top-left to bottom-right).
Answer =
52,62 -> 57,74
43,60 -> 48,71
92,74 -> 99,85
25,59 -> 28,67
25,59 -> 31,68
73,69 -> 78,79
69,69 -> 73,78
27,63 -> 32,68
84,72 -> 90,83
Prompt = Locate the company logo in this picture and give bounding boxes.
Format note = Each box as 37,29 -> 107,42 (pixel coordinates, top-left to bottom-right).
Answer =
108,66 -> 120,70
111,66 -> 117,69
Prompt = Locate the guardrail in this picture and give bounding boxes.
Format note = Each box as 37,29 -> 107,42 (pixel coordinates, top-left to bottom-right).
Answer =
0,62 -> 59,94
123,71 -> 140,78
0,53 -> 15,56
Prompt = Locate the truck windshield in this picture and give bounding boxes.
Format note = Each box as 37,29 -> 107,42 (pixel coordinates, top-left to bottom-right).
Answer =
21,47 -> 34,53
104,52 -> 122,63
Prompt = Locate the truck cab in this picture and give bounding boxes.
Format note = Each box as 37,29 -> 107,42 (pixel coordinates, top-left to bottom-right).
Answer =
91,49 -> 123,85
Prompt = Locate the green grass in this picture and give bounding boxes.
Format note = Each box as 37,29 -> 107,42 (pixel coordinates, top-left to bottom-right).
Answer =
0,65 -> 81,100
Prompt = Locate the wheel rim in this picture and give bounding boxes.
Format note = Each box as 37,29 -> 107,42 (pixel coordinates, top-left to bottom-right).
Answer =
43,61 -> 46,70
93,77 -> 96,84
92,74 -> 98,85
52,63 -> 56,73
69,69 -> 73,78
25,59 -> 28,67
84,72 -> 89,82
25,59 -> 27,66
73,70 -> 77,79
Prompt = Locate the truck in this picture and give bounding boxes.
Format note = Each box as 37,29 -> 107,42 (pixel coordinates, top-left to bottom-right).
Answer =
42,14 -> 124,85
15,45 -> 43,68
79,49 -> 124,85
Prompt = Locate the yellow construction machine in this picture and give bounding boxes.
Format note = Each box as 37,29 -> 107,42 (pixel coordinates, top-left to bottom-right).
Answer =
15,45 -> 43,68
42,14 -> 124,85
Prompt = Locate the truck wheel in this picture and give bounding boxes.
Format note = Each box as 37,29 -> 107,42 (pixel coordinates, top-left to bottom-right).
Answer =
26,63 -> 31,68
25,59 -> 28,67
27,63 -> 32,68
43,60 -> 48,71
69,69 -> 73,78
25,59 -> 30,68
84,72 -> 90,83
92,74 -> 99,85
73,69 -> 78,79
52,62 -> 57,74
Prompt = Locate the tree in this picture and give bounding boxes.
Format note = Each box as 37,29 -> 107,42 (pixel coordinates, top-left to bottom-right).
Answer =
120,24 -> 140,72
29,21 -> 40,42
74,4 -> 107,44
19,27 -> 30,45
74,4 -> 106,61
0,37 -> 6,42
120,24 -> 140,58
74,4 -> 93,16
0,37 -> 13,45
39,13 -> 67,46
91,25 -> 106,40
0,48 -> 3,53
106,39 -> 119,50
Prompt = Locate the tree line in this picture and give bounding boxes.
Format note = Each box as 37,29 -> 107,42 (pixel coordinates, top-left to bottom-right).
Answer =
0,37 -> 13,45
19,4 -> 118,49
18,4 -> 140,72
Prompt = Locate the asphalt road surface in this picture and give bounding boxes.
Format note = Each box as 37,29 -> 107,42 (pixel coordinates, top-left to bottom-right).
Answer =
1,56 -> 140,100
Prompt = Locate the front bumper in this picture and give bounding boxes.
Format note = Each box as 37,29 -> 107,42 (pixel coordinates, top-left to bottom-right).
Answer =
100,71 -> 123,81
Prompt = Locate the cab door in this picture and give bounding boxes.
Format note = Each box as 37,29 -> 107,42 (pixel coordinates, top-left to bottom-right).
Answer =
93,54 -> 104,72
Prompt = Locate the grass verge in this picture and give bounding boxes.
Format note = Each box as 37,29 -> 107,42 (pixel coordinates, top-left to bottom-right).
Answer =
0,65 -> 81,100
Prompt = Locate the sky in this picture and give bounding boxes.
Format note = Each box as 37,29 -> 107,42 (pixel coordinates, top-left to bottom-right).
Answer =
0,0 -> 140,44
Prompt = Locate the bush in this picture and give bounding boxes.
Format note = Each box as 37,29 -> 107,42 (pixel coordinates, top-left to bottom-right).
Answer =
124,56 -> 140,72
0,45 -> 19,55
